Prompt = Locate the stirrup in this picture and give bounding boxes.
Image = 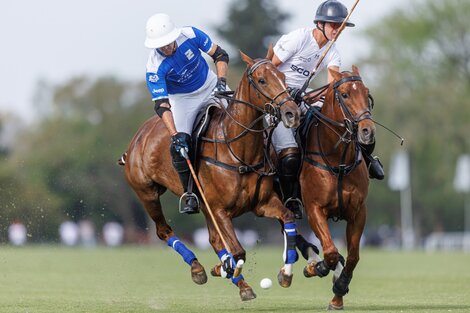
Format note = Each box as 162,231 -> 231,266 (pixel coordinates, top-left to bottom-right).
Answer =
179,192 -> 200,214
284,197 -> 304,219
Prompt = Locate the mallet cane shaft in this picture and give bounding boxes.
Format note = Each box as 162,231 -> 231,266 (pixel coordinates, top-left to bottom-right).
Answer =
180,149 -> 243,278
300,0 -> 361,93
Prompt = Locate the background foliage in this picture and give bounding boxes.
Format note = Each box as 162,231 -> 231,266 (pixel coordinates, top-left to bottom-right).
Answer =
0,0 -> 468,243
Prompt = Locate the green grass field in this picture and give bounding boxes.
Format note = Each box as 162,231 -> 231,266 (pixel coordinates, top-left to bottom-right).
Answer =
1,245 -> 469,313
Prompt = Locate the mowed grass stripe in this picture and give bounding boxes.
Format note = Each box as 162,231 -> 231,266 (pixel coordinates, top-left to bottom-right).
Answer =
0,246 -> 469,312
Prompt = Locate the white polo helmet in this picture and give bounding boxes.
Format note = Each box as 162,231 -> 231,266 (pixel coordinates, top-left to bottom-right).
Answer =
144,13 -> 181,49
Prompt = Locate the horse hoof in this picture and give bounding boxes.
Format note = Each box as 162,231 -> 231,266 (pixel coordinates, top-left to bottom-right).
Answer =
240,287 -> 257,301
191,260 -> 208,285
327,303 -> 344,310
303,263 -> 317,278
210,263 -> 221,277
277,268 -> 293,288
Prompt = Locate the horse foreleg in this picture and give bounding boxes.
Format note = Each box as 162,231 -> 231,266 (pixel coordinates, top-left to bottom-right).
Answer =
137,190 -> 207,285
254,198 -> 299,288
329,205 -> 366,310
305,206 -> 340,278
205,211 -> 255,301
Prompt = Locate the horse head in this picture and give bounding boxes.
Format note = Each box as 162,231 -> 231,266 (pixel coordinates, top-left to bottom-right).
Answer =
239,50 -> 301,129
327,65 -> 375,145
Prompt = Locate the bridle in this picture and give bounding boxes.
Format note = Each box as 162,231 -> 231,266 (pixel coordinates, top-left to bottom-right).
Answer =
333,76 -> 373,135
246,59 -> 294,120
201,58 -> 295,177
213,58 -> 294,139
310,75 -> 373,146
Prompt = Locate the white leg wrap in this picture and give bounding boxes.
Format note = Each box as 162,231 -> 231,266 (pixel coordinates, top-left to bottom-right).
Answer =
283,264 -> 293,276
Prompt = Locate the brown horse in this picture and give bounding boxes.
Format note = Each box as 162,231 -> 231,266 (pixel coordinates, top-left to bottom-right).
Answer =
122,49 -> 301,301
297,66 -> 374,310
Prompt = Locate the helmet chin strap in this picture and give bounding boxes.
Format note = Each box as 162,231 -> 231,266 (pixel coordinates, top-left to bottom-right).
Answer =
317,22 -> 331,42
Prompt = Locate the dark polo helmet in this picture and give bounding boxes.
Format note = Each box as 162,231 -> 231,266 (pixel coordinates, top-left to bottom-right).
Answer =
314,0 -> 355,27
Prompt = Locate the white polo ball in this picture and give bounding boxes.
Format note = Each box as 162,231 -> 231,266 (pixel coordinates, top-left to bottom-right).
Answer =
260,278 -> 272,289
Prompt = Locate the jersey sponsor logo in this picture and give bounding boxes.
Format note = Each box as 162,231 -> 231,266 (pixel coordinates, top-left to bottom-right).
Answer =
148,74 -> 159,83
290,64 -> 310,77
152,88 -> 164,94
203,38 -> 209,46
298,56 -> 312,63
184,49 -> 194,60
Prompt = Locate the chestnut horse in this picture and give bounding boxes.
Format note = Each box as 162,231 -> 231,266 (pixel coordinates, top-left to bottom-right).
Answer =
297,66 -> 374,310
122,50 -> 301,301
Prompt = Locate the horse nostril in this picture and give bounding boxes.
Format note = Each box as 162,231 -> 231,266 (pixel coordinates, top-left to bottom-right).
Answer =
362,128 -> 369,136
285,112 -> 294,120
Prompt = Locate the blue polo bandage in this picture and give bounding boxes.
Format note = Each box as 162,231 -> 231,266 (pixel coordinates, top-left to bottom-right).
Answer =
217,248 -> 229,260
283,223 -> 298,264
231,274 -> 244,286
168,236 -> 196,265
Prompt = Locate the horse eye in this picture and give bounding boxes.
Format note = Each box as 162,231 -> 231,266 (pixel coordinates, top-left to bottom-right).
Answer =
258,78 -> 267,85
341,93 -> 349,99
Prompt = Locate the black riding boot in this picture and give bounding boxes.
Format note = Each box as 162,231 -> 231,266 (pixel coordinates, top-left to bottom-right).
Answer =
171,134 -> 199,214
362,142 -> 385,180
278,148 -> 303,219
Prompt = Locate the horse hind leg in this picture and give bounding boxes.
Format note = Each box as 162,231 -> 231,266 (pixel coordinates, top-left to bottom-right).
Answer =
136,187 -> 207,285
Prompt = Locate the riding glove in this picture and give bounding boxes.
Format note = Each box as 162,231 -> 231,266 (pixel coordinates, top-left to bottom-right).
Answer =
171,133 -> 189,157
288,87 -> 304,105
213,77 -> 227,95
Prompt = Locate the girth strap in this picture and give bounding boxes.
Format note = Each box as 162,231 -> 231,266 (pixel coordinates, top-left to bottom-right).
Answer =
200,156 -> 264,174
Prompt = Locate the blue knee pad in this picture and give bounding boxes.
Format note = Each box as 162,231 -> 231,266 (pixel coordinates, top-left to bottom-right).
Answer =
168,236 -> 196,265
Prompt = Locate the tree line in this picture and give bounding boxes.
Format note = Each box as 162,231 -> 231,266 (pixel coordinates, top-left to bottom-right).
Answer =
0,0 -> 468,243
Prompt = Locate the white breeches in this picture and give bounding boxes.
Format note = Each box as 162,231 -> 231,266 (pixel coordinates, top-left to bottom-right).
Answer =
271,122 -> 298,154
170,71 -> 228,134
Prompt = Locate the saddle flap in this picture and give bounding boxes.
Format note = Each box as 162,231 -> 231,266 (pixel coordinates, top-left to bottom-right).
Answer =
190,103 -> 220,169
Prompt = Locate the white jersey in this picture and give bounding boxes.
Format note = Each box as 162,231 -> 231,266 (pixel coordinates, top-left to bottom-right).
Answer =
273,27 -> 341,88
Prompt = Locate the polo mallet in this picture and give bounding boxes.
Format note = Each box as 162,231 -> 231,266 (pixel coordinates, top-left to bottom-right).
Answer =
299,0 -> 361,94
180,148 -> 244,278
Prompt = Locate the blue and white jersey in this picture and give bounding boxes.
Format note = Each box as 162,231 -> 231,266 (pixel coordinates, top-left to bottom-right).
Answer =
146,26 -> 214,101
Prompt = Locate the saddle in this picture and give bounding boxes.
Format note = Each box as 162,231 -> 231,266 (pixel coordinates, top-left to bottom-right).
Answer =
190,102 -> 222,171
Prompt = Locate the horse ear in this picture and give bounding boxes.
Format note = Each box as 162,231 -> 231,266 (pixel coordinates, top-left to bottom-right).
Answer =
328,67 -> 342,81
239,50 -> 254,67
265,43 -> 274,60
352,65 -> 360,75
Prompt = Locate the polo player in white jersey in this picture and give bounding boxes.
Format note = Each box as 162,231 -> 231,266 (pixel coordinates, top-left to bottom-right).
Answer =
270,0 -> 384,219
